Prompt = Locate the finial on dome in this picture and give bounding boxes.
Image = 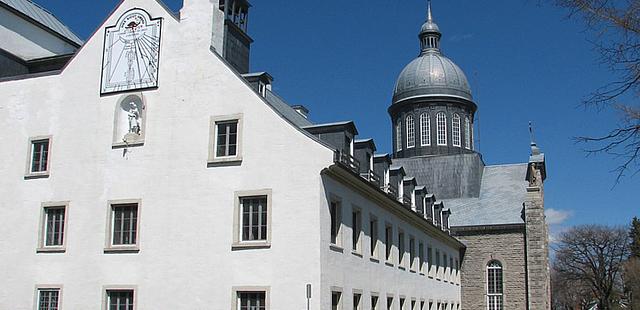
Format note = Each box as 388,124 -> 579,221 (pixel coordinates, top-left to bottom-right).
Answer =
419,0 -> 441,54
427,0 -> 433,22
529,121 -> 541,155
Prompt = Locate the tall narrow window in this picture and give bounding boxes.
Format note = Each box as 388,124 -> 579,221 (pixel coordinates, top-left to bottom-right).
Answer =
420,113 -> 430,146
241,196 -> 268,241
452,114 -> 461,147
464,117 -> 471,149
332,291 -> 342,310
238,291 -> 266,310
398,231 -> 405,266
385,224 -> 393,261
353,293 -> 362,310
106,290 -> 134,310
216,120 -> 238,157
399,298 -> 405,310
427,246 -> 433,274
37,288 -> 60,310
352,208 -> 362,252
409,237 -> 416,270
396,122 -> 402,152
31,139 -> 50,173
371,296 -> 379,310
487,261 -> 504,310
406,115 -> 415,149
435,249 -> 441,277
418,242 -> 425,272
330,201 -> 342,246
386,297 -> 393,310
43,207 -> 65,248
111,204 -> 138,246
370,216 -> 378,257
436,113 -> 447,146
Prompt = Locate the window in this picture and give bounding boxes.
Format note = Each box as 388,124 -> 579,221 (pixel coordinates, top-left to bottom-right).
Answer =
353,293 -> 362,310
241,196 -> 268,241
396,121 -> 402,151
436,112 -> 447,146
487,261 -> 504,310
406,115 -> 415,148
411,300 -> 416,310
332,291 -> 342,310
238,291 -> 266,310
420,113 -> 430,146
452,114 -> 461,147
399,298 -> 405,310
435,249 -> 441,277
106,201 -> 140,251
39,203 -> 67,252
420,301 -> 425,310
418,242 -> 425,272
371,296 -> 379,310
26,136 -> 51,177
386,297 -> 393,310
427,246 -> 433,275
330,200 -> 342,246
398,231 -> 405,266
105,290 -> 134,310
443,253 -> 448,280
37,288 -> 60,310
464,117 -> 471,149
209,114 -> 243,165
409,236 -> 416,270
385,224 -> 393,262
370,215 -> 378,257
351,208 -> 362,252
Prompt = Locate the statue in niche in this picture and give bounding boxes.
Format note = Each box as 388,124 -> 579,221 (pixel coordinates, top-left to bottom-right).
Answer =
127,101 -> 141,135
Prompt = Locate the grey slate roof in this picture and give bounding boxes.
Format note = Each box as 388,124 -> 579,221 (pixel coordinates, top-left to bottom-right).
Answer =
0,0 -> 83,46
264,89 -> 313,128
443,163 -> 529,227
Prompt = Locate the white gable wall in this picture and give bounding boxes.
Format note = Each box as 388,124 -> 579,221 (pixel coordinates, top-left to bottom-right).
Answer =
0,0 -> 333,308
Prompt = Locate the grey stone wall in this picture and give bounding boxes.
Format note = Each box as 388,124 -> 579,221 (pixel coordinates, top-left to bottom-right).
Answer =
456,229 -> 528,310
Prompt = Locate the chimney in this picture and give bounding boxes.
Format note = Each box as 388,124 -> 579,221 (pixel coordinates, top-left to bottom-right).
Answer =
180,0 -> 224,51
292,105 -> 309,119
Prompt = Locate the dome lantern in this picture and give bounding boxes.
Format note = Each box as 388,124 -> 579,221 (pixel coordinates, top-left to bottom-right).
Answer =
420,1 -> 441,54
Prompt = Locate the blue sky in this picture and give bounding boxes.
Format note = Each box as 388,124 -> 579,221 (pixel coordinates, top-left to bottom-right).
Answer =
35,0 -> 639,232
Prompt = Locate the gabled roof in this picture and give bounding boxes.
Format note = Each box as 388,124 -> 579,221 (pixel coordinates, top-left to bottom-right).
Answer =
0,0 -> 83,46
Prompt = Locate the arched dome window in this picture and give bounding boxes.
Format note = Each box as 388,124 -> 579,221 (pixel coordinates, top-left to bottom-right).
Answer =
487,261 -> 504,310
420,113 -> 430,146
396,121 -> 403,152
452,114 -> 461,147
406,115 -> 415,149
436,112 -> 447,146
464,117 -> 471,150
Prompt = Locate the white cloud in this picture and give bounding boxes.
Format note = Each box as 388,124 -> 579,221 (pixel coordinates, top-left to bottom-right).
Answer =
545,208 -> 572,225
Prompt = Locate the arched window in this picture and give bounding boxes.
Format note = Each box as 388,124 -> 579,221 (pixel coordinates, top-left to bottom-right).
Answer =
452,114 -> 461,147
396,121 -> 402,152
487,261 -> 504,310
420,113 -> 430,146
406,115 -> 415,148
436,112 -> 447,146
464,117 -> 471,150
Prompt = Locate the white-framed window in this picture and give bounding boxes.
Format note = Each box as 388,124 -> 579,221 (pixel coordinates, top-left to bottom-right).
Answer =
436,113 -> 447,146
238,291 -> 267,310
105,200 -> 141,253
370,214 -> 379,258
330,199 -> 342,247
105,289 -> 134,310
209,114 -> 243,165
406,115 -> 415,149
36,287 -> 60,310
420,113 -> 431,146
487,261 -> 504,310
464,117 -> 471,150
26,136 -> 52,178
396,121 -> 402,152
38,202 -> 68,252
452,114 -> 461,147
351,207 -> 362,253
233,189 -> 272,249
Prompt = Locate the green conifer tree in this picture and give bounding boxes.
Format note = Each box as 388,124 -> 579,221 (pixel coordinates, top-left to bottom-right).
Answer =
631,217 -> 640,258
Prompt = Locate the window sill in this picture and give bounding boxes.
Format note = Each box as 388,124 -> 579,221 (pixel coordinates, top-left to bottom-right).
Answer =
419,272 -> 425,276
351,250 -> 363,258
232,242 -> 270,250
24,172 -> 49,180
36,247 -> 65,253
329,244 -> 344,253
398,266 -> 406,271
208,157 -> 243,167
104,246 -> 140,254
112,140 -> 144,149
370,257 -> 380,264
385,261 -> 394,267
428,275 -> 434,279
410,269 -> 417,273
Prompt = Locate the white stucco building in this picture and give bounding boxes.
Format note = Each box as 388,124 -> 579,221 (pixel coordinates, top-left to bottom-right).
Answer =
0,0 -> 464,309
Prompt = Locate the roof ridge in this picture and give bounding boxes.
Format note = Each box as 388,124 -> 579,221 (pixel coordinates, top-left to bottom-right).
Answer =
485,162 -> 528,168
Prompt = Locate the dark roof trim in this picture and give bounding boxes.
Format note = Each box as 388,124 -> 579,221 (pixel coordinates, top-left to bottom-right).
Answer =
374,153 -> 392,164
355,138 -> 377,152
451,223 -> 526,235
303,121 -> 359,136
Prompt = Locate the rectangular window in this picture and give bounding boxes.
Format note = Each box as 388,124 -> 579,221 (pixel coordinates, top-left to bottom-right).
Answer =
106,290 -> 134,310
398,231 -> 405,266
420,113 -> 430,146
418,242 -> 425,272
370,216 -> 378,257
399,298 -> 405,310
37,288 -> 60,310
371,296 -> 379,310
435,249 -> 441,277
332,292 -> 342,310
330,200 -> 342,246
411,300 -> 416,310
241,196 -> 268,241
43,207 -> 65,248
427,246 -> 433,274
353,293 -> 361,310
352,208 -> 362,252
111,204 -> 138,246
409,237 -> 416,270
31,139 -> 50,173
444,253 -> 448,280
436,113 -> 447,146
420,301 -> 425,310
386,297 -> 393,310
396,122 -> 402,152
238,291 -> 266,310
216,120 -> 238,157
385,224 -> 393,262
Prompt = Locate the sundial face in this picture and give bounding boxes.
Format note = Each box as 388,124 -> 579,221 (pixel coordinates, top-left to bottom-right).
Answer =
101,9 -> 162,95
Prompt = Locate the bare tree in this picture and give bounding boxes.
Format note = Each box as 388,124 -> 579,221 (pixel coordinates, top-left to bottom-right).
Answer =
551,0 -> 640,181
554,225 -> 631,309
624,258 -> 640,309
552,266 -> 594,309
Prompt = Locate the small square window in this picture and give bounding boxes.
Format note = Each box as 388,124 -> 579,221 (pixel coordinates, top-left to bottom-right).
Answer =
105,289 -> 134,310
37,288 -> 60,310
233,190 -> 272,249
238,291 -> 266,310
25,136 -> 52,178
209,114 -> 243,166
38,202 -> 68,253
105,201 -> 140,253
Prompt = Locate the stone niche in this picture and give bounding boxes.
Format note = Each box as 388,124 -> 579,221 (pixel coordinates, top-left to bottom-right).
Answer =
113,93 -> 146,147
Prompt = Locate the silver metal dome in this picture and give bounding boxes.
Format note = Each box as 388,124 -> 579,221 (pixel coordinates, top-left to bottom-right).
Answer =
393,52 -> 473,103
